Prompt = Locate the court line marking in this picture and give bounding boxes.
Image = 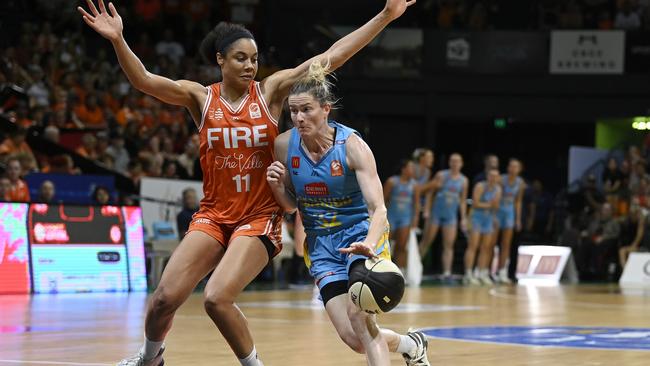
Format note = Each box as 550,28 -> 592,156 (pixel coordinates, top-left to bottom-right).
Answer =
488,287 -> 650,310
421,333 -> 650,353
0,360 -> 111,365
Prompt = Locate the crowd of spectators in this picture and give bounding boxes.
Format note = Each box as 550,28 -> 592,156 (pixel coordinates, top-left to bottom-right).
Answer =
553,145 -> 650,281
426,0 -> 650,31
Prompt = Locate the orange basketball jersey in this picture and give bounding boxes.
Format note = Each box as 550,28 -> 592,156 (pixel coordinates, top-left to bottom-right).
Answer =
198,81 -> 281,224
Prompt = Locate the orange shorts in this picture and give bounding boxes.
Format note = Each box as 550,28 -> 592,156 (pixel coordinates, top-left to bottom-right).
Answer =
187,211 -> 283,257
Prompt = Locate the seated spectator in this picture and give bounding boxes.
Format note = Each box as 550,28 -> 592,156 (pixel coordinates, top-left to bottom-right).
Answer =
603,158 -> 622,214
43,125 -> 60,144
628,161 -> 650,195
4,157 -> 30,202
176,187 -> 199,239
0,176 -> 10,201
37,180 -> 56,203
578,203 -> 621,279
76,133 -> 98,160
98,153 -> 116,170
48,154 -> 80,175
16,152 -> 38,176
581,174 -> 605,215
161,160 -> 179,179
106,132 -> 130,174
618,202 -> 649,268
0,127 -> 35,162
92,186 -> 112,205
116,94 -> 143,127
615,0 -> 641,30
74,93 -> 105,128
127,160 -> 144,189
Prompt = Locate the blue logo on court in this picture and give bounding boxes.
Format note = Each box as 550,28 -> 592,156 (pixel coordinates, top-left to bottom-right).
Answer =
421,326 -> 650,351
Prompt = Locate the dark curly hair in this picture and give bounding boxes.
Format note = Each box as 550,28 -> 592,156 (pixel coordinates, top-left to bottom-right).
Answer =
199,22 -> 255,66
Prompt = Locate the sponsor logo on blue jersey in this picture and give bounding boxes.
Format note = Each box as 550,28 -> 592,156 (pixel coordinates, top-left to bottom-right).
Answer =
421,326 -> 650,351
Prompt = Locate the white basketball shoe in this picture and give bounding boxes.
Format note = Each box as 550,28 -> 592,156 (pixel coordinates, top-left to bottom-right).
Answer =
402,330 -> 431,366
116,345 -> 165,366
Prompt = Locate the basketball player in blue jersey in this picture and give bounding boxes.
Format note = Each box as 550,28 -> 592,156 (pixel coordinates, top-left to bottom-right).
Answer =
412,149 -> 434,229
384,160 -> 418,272
416,154 -> 469,280
464,169 -> 502,285
494,159 -> 525,284
267,62 -> 430,366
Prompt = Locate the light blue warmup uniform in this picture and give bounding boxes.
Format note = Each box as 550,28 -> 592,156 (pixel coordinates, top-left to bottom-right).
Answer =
287,121 -> 391,290
387,176 -> 416,230
431,170 -> 466,227
497,175 -> 523,229
471,182 -> 499,234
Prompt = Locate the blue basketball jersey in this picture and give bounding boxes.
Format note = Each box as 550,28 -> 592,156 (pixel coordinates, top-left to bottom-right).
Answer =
500,175 -> 523,210
474,182 -> 498,215
433,170 -> 465,211
387,176 -> 416,218
287,121 -> 368,235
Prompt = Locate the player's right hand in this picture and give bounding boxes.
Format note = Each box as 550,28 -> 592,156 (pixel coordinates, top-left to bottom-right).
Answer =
78,0 -> 123,42
266,161 -> 286,190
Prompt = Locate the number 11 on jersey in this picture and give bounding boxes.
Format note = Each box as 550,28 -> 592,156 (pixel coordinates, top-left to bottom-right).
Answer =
232,174 -> 251,193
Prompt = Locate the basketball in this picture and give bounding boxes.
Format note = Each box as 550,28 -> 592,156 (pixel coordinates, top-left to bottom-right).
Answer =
348,258 -> 405,314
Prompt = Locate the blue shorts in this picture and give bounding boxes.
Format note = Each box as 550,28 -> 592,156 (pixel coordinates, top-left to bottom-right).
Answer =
304,220 -> 391,290
471,210 -> 494,234
388,213 -> 412,230
431,200 -> 459,227
497,208 -> 515,229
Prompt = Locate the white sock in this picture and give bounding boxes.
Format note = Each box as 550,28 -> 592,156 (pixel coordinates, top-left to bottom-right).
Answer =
465,269 -> 472,277
239,346 -> 262,366
396,334 -> 417,357
141,336 -> 164,360
443,270 -> 451,277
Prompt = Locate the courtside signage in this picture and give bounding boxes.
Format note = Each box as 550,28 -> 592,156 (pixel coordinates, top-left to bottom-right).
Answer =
619,253 -> 650,287
550,31 -> 625,74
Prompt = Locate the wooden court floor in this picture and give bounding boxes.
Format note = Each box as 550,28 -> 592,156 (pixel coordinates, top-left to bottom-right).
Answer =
1,285 -> 649,365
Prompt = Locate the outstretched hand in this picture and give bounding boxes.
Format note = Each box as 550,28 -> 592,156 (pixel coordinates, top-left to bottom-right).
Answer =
77,0 -> 123,42
339,242 -> 378,258
383,0 -> 417,21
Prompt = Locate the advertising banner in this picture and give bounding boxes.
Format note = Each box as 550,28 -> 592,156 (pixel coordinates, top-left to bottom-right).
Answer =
426,31 -> 548,74
550,31 -> 625,74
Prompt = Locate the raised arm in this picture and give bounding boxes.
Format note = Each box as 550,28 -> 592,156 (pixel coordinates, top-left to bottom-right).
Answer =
339,134 -> 387,258
261,0 -> 416,112
78,1 -> 206,123
266,131 -> 297,213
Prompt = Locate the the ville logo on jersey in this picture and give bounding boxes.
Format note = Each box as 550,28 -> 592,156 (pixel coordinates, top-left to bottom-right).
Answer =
330,160 -> 343,177
292,156 -> 300,169
249,103 -> 262,119
209,107 -> 223,120
304,182 -> 329,196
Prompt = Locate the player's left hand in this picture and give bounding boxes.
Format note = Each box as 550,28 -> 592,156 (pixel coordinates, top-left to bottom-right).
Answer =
382,0 -> 417,21
339,242 -> 377,258
515,220 -> 522,232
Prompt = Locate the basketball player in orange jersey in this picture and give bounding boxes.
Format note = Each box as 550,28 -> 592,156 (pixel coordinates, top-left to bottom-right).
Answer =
78,1 -> 416,365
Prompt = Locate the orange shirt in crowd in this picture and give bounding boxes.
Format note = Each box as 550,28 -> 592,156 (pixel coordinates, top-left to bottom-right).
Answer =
74,105 -> 105,126
0,139 -> 33,156
75,146 -> 98,160
7,180 -> 30,202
